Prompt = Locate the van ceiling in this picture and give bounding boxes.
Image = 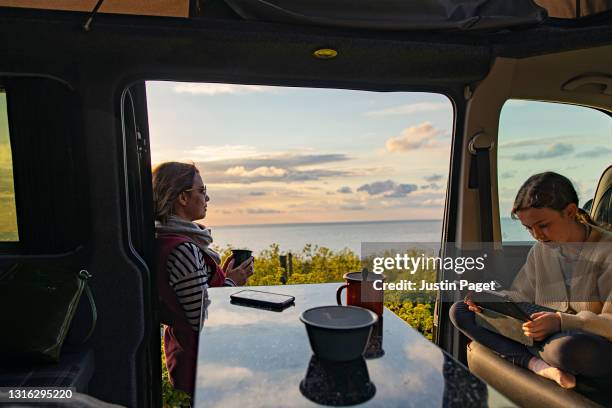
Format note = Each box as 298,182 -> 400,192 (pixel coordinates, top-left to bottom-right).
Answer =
0,6 -> 610,89
205,0 -> 549,31
3,0 -> 612,24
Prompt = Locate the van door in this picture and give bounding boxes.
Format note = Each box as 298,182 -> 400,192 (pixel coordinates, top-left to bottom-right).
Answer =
122,82 -> 162,408
439,45 -> 612,362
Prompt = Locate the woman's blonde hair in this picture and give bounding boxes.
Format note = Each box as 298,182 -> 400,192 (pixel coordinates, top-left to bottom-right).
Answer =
152,162 -> 199,224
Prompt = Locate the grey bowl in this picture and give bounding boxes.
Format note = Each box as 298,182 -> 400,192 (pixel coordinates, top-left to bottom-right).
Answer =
300,305 -> 378,361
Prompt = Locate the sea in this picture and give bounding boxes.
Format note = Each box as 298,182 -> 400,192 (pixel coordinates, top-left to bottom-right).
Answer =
210,218 -> 533,255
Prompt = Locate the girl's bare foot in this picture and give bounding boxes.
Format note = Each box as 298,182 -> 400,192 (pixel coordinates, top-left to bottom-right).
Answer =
528,357 -> 576,389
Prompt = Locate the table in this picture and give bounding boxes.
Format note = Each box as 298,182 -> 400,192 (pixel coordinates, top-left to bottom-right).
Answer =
194,283 -> 514,407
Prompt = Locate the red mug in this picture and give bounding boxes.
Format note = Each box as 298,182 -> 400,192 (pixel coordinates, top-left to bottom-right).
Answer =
336,271 -> 384,316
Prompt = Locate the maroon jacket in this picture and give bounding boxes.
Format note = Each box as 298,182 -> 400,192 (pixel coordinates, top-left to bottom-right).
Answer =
156,233 -> 226,395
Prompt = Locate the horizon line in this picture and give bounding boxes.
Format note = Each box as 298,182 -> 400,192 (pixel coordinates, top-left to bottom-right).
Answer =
210,218 -> 443,229
209,216 -> 521,229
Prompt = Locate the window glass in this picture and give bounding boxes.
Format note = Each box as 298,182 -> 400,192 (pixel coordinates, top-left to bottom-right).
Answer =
498,100 -> 611,242
0,91 -> 18,241
146,82 -> 452,259
146,82 -> 454,361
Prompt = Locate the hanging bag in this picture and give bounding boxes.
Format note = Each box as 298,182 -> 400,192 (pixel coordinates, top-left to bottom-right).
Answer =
0,263 -> 96,364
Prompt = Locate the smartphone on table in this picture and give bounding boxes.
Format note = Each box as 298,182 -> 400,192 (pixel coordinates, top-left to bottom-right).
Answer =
230,289 -> 295,311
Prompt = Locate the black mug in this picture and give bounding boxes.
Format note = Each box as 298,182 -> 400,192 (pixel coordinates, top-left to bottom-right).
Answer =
231,249 -> 252,266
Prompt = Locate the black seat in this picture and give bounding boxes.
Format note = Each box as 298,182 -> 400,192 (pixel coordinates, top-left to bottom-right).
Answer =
590,165 -> 612,228
592,187 -> 611,227
0,346 -> 94,392
467,341 -> 611,408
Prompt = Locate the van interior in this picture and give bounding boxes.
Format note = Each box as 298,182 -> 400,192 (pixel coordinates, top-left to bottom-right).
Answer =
0,1 -> 611,407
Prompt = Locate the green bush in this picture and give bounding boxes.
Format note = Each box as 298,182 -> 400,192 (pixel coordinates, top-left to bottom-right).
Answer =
162,243 -> 435,406
385,301 -> 434,340
161,340 -> 191,408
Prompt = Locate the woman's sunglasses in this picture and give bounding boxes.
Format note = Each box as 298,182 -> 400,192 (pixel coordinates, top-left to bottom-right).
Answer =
184,186 -> 207,196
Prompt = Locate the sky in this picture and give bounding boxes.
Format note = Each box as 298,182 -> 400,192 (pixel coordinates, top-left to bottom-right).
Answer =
146,82 -> 453,226
497,100 -> 611,217
146,82 -> 611,227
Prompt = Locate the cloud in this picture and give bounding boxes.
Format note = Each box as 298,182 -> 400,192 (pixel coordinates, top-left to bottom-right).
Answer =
421,198 -> 445,206
340,204 -> 366,210
283,169 -> 348,182
420,183 -> 442,190
200,153 -> 350,172
365,102 -> 448,117
498,136 -> 574,149
511,143 -> 574,161
499,171 -> 515,179
357,180 -> 395,195
575,146 -> 612,158
385,122 -> 446,152
357,180 -> 418,198
212,186 -> 307,205
187,145 -> 259,162
379,199 -> 399,207
424,174 -> 443,182
371,190 -> 446,209
384,184 -> 418,198
337,186 -> 353,194
198,153 -> 352,184
173,83 -> 274,95
225,166 -> 287,178
245,208 -> 283,214
253,153 -> 350,168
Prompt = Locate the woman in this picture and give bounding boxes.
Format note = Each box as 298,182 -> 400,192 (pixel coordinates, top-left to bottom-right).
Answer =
153,161 -> 254,396
450,172 -> 612,389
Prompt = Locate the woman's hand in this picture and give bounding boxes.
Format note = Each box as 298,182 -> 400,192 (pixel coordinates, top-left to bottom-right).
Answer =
221,255 -> 234,273
463,292 -> 482,313
223,256 -> 254,286
522,312 -> 561,341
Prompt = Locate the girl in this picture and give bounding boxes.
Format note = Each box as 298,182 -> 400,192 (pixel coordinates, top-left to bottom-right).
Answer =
451,172 -> 612,389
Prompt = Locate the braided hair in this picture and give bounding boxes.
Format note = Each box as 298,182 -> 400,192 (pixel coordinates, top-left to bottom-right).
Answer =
511,172 -> 597,226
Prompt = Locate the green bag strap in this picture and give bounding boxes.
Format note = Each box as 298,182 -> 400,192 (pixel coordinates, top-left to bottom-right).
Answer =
78,269 -> 97,344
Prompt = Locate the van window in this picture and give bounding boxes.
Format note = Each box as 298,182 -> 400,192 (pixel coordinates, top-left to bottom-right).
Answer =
0,90 -> 18,242
146,82 -> 452,275
146,84 -> 453,366
498,100 -> 612,242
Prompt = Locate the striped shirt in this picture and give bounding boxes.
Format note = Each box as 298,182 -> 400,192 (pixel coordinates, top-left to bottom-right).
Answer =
166,242 -> 237,330
167,242 -> 211,331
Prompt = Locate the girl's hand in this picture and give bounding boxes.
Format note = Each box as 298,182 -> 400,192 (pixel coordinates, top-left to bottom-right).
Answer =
223,257 -> 254,286
522,312 -> 561,341
463,292 -> 482,313
465,299 -> 482,313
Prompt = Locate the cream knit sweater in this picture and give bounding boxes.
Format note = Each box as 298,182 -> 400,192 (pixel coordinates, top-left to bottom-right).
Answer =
504,225 -> 612,341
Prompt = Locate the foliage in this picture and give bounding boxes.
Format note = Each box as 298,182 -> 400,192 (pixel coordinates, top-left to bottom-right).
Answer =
162,243 -> 435,405
385,301 -> 434,340
224,243 -> 362,286
161,339 -> 191,408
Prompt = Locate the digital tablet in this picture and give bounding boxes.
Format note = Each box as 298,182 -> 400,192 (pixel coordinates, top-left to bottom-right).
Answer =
230,290 -> 295,311
470,290 -> 533,321
475,308 -> 535,346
